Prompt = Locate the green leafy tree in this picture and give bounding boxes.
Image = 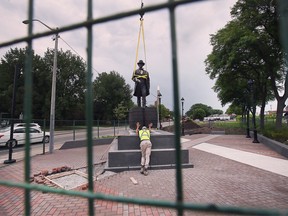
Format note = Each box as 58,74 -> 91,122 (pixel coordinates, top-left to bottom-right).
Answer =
0,47 -> 87,121
205,0 -> 284,129
231,0 -> 285,129
159,104 -> 170,121
32,52 -> 51,119
43,48 -> 86,120
93,71 -> 133,120
0,48 -> 24,118
0,47 -> 46,119
113,101 -> 128,121
191,108 -> 206,121
212,109 -> 223,115
226,104 -> 242,115
186,103 -> 213,118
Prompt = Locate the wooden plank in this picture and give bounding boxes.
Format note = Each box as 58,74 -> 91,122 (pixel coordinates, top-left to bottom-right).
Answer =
130,177 -> 138,185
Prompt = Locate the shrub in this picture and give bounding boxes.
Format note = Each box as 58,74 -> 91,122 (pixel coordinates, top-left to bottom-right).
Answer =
262,127 -> 288,144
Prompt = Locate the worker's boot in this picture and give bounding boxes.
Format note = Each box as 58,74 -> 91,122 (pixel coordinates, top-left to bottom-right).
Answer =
143,167 -> 148,176
140,166 -> 145,174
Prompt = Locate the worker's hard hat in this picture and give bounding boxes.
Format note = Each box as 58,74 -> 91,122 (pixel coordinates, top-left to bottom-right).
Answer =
137,60 -> 145,65
142,126 -> 147,130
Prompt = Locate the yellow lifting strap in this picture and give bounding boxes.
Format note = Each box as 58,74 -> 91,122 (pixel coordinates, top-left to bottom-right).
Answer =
133,1 -> 147,75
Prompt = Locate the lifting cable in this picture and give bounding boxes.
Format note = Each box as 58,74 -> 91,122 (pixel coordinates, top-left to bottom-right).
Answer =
133,0 -> 147,73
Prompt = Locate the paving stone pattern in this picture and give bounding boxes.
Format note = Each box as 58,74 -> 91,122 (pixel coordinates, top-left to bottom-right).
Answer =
0,135 -> 288,215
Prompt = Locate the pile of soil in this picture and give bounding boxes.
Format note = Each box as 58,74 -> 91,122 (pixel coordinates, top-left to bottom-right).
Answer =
162,120 -> 246,135
184,120 -> 201,130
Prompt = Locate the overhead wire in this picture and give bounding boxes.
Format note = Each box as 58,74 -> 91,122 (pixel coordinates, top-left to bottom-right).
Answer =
59,36 -> 100,74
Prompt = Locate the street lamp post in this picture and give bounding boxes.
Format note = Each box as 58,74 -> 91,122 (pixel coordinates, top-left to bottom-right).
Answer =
246,106 -> 251,138
244,89 -> 251,138
181,97 -> 185,136
23,19 -> 58,153
4,61 -> 19,164
158,92 -> 162,129
248,79 -> 259,143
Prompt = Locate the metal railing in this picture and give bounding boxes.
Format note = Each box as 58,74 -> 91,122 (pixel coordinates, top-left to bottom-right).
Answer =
0,0 -> 288,215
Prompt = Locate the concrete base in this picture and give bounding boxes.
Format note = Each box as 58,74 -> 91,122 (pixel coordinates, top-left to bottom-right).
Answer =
129,107 -> 158,129
117,134 -> 175,150
105,130 -> 194,172
250,131 -> 288,158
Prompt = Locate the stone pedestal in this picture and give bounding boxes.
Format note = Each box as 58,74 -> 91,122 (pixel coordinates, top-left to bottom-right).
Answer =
129,107 -> 158,129
105,130 -> 194,172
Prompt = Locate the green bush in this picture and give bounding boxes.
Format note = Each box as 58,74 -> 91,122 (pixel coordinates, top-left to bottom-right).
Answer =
200,119 -> 288,144
262,126 -> 288,144
211,121 -> 245,129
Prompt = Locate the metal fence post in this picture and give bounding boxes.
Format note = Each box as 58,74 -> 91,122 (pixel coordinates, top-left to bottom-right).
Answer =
42,119 -> 46,154
96,120 -> 99,138
73,120 -> 75,141
114,120 -> 116,137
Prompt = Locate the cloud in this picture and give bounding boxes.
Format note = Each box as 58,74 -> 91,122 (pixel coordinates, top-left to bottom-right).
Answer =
0,0 -> 238,112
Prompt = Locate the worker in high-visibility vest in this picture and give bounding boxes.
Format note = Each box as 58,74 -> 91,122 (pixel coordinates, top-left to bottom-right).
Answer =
136,121 -> 153,176
132,60 -> 150,108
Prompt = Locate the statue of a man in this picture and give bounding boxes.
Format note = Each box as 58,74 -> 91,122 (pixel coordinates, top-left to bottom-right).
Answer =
132,60 -> 150,107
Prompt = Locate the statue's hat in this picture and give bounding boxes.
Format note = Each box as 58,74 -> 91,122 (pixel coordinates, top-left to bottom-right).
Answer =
137,60 -> 145,65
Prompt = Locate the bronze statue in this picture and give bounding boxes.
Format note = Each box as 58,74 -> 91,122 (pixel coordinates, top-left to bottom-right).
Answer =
132,60 -> 150,107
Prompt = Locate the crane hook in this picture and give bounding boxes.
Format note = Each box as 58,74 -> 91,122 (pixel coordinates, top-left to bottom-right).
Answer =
139,1 -> 145,20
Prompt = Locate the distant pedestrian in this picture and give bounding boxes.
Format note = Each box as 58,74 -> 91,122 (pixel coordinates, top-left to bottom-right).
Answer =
136,122 -> 153,176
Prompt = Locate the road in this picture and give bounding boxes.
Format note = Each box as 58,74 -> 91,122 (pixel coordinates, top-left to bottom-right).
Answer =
0,122 -> 173,164
0,126 -> 129,164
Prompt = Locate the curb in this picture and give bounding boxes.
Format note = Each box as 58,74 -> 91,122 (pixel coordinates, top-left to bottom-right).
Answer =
251,131 -> 288,159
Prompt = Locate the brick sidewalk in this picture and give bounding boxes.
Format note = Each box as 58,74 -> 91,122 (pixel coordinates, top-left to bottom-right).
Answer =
0,134 -> 288,215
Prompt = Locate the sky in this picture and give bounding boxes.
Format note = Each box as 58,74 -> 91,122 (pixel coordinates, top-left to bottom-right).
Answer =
3,0 -> 277,114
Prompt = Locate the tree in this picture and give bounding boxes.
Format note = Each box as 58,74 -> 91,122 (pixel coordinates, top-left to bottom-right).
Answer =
226,104 -> 242,115
159,104 -> 170,121
43,48 -> 86,120
113,101 -> 127,121
205,0 -> 286,129
0,47 -> 42,119
212,109 -> 223,115
231,0 -> 286,129
186,103 -> 213,118
191,108 -> 206,121
93,71 -> 133,120
0,47 -> 87,121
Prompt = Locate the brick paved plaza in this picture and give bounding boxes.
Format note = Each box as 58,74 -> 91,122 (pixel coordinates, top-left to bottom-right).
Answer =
0,134 -> 288,215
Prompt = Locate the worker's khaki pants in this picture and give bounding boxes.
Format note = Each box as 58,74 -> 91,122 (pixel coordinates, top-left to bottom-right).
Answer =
140,140 -> 152,168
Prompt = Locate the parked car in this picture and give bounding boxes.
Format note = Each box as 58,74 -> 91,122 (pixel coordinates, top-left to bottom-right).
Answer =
0,127 -> 49,148
14,123 -> 41,129
0,122 -> 41,131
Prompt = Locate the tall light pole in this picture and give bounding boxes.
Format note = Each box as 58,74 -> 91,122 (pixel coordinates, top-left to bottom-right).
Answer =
244,89 -> 251,138
181,97 -> 185,136
4,59 -> 19,164
158,92 -> 162,129
248,79 -> 259,143
23,19 -> 58,153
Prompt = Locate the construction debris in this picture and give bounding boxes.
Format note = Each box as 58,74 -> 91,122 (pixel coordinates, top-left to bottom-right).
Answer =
130,177 -> 138,185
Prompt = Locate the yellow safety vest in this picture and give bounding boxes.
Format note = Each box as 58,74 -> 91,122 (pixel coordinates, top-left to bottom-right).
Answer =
139,130 -> 150,141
